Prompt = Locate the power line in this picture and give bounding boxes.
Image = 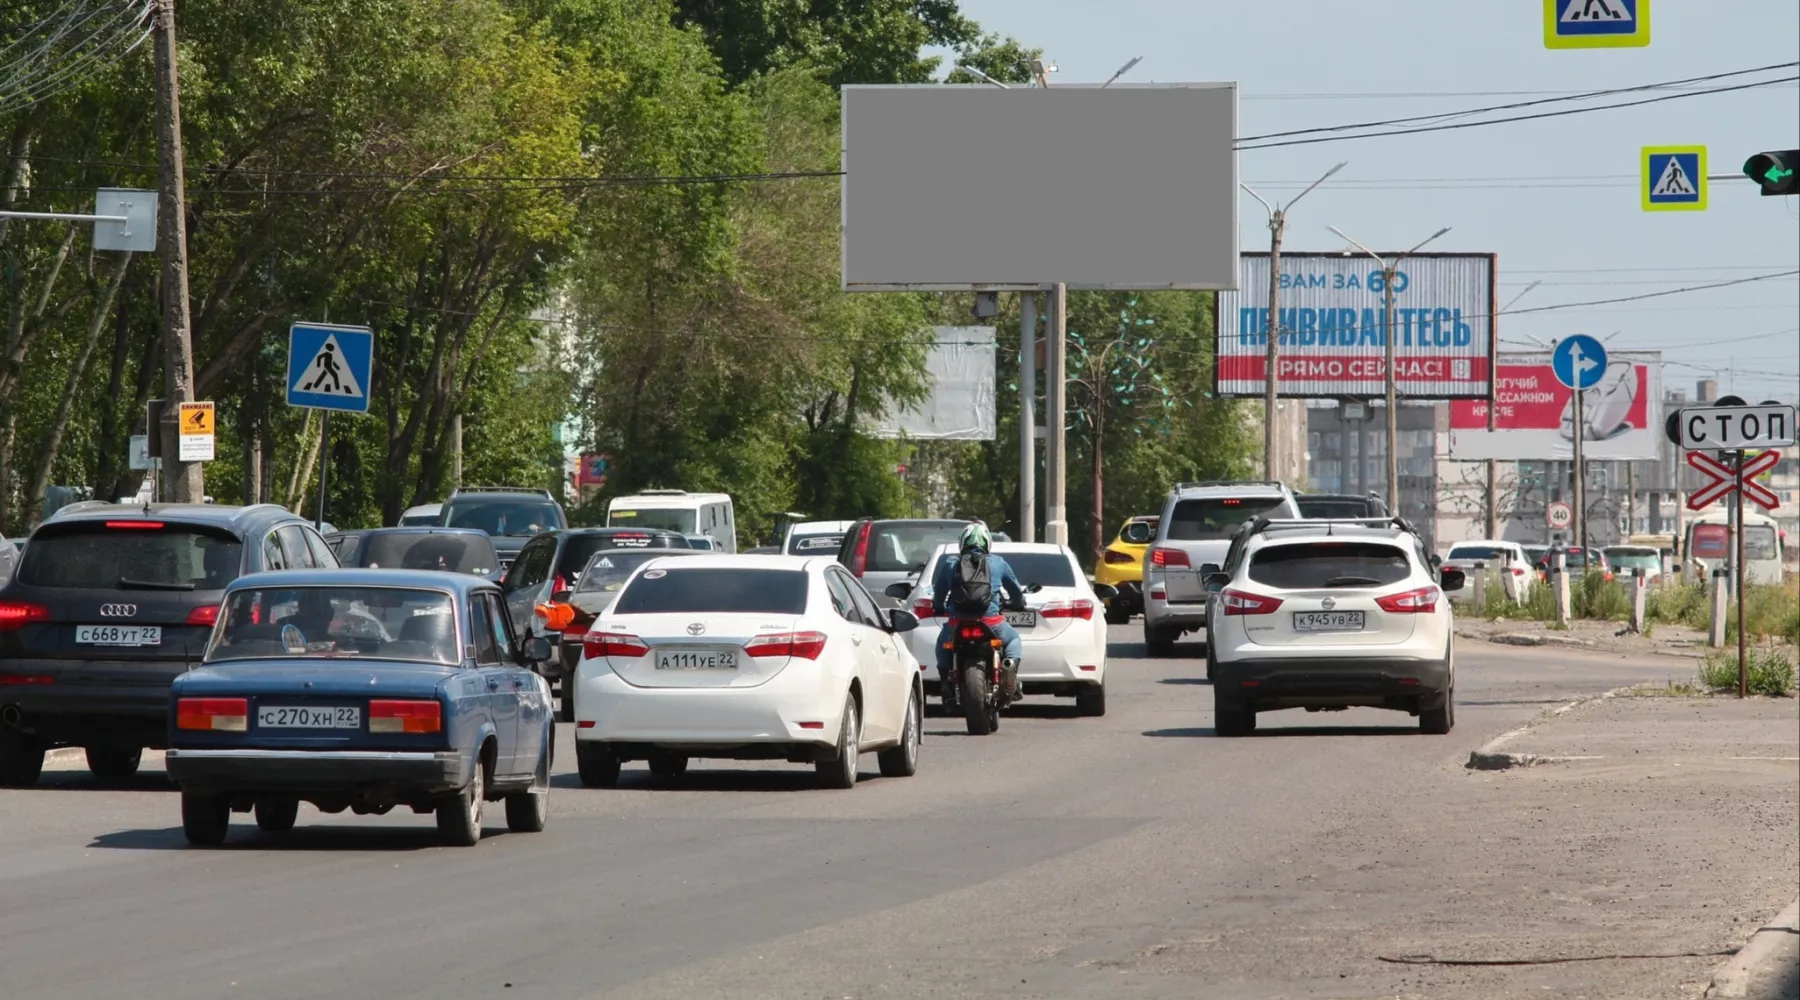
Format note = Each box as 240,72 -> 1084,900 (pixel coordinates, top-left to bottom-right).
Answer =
1240,82 -> 1798,102
1498,271 -> 1800,317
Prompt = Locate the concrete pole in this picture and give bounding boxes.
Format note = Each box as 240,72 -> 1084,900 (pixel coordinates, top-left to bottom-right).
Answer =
1708,568 -> 1728,648
1019,294 -> 1037,543
153,0 -> 202,502
451,412 -> 463,488
1383,267 -> 1398,513
1263,212 -> 1285,480
1554,549 -> 1571,625
1045,284 -> 1068,546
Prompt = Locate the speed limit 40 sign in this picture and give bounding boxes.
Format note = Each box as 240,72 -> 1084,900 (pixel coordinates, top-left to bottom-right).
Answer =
1545,501 -> 1573,530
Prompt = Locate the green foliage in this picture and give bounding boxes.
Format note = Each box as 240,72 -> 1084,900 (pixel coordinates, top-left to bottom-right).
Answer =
1699,647 -> 1797,697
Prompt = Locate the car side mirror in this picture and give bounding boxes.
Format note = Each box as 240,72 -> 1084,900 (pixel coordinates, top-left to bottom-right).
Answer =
1203,572 -> 1230,592
1199,563 -> 1220,575
1440,568 -> 1466,592
887,608 -> 920,633
1092,583 -> 1118,600
521,636 -> 553,664
883,582 -> 912,599
1430,554 -> 1444,569
1025,583 -> 1043,594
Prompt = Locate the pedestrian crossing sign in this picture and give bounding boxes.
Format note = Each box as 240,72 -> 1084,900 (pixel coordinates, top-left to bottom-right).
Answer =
1545,0 -> 1649,49
286,322 -> 374,413
1641,146 -> 1706,212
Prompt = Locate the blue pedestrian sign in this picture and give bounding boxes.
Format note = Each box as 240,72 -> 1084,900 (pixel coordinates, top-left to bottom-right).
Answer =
1641,146 -> 1707,212
286,322 -> 373,413
1545,0 -> 1649,49
1552,335 -> 1608,391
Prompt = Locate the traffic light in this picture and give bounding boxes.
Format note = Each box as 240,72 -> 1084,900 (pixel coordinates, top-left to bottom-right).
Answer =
1742,149 -> 1799,196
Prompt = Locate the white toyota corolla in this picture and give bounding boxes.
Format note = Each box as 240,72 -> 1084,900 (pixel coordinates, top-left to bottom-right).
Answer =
893,542 -> 1109,716
571,555 -> 924,789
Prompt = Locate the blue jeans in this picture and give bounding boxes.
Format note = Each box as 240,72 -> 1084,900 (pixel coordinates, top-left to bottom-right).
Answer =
936,619 -> 1023,680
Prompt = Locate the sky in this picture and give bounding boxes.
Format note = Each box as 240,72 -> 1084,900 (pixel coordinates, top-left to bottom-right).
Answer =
938,0 -> 1800,402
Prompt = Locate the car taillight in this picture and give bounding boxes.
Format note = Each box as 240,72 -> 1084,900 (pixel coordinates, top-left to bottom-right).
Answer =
1150,547 -> 1189,568
104,520 -> 164,530
535,601 -> 575,631
1375,586 -> 1440,614
0,674 -> 53,685
186,604 -> 220,627
849,524 -> 870,576
369,699 -> 442,734
0,601 -> 49,631
911,598 -> 936,620
743,631 -> 828,660
1041,600 -> 1095,620
1103,550 -> 1134,565
552,575 -> 568,594
1510,567 -> 1525,576
583,631 -> 649,659
1219,588 -> 1283,616
177,697 -> 247,731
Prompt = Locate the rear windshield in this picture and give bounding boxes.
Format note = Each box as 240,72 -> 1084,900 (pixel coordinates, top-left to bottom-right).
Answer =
558,532 -> 689,577
1247,542 -> 1412,589
613,567 -> 807,615
574,550 -> 697,594
787,532 -> 845,555
19,523 -> 242,590
208,586 -> 458,665
1603,547 -> 1661,568
1002,552 -> 1078,589
1447,544 -> 1505,561
1297,497 -> 1379,519
357,533 -> 497,575
1541,549 -> 1590,568
443,499 -> 561,537
1166,497 -> 1288,541
608,507 -> 696,533
866,521 -> 967,573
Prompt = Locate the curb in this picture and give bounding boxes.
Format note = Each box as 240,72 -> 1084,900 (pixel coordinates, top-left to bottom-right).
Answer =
1706,897 -> 1800,999
1463,687 -> 1622,771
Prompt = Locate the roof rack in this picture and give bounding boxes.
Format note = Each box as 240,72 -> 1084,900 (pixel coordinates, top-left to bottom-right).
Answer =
1246,516 -> 1419,538
635,489 -> 690,496
48,499 -> 115,518
449,486 -> 555,499
1170,480 -> 1289,492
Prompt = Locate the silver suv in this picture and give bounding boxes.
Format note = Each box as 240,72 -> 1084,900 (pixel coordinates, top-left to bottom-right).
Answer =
1141,481 -> 1300,657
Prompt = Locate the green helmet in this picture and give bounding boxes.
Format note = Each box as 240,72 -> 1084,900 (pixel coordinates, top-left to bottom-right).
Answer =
959,523 -> 991,551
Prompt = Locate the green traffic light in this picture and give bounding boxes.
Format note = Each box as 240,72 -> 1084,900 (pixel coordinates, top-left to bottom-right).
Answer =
1744,150 -> 1800,196
1766,164 -> 1795,184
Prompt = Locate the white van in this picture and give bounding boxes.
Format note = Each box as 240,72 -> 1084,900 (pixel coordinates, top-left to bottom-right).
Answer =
1683,511 -> 1785,586
607,490 -> 736,553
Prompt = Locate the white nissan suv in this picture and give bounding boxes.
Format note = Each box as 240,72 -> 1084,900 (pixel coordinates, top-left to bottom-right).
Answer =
1203,517 -> 1464,737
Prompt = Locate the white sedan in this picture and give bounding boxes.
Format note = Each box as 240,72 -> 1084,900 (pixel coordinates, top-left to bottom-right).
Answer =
571,555 -> 923,789
892,542 -> 1109,717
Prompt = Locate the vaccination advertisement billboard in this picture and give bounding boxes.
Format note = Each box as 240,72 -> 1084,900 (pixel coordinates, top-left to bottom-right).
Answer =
1446,350 -> 1663,461
1213,252 -> 1495,399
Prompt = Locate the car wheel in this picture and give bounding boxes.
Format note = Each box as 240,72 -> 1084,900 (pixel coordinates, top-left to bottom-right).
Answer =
575,742 -> 621,788
877,687 -> 921,778
1144,626 -> 1176,658
1213,692 -> 1255,737
815,693 -> 860,789
0,731 -> 46,787
254,798 -> 299,832
1203,643 -> 1217,681
1420,687 -> 1455,735
647,752 -> 688,779
557,679 -> 575,724
505,748 -> 550,833
436,758 -> 485,847
1076,678 -> 1107,717
1103,603 -> 1131,625
181,791 -> 230,846
85,746 -> 142,782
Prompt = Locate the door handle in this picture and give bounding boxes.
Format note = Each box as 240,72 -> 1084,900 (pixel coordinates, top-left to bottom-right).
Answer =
486,677 -> 500,690
850,635 -> 863,646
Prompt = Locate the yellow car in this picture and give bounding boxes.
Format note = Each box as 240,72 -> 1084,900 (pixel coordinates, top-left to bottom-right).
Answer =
1094,515 -> 1159,624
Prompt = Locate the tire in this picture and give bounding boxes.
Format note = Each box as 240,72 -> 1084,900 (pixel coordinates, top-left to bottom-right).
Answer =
254,798 -> 299,832
85,746 -> 142,782
1144,626 -> 1177,658
181,791 -> 230,846
505,748 -> 550,833
1076,679 -> 1107,717
1213,692 -> 1255,737
436,757 -> 485,847
557,678 -> 575,724
0,731 -> 46,787
1420,687 -> 1455,735
647,752 -> 688,779
815,693 -> 860,789
962,662 -> 993,736
877,687 -> 921,778
1204,644 -> 1216,681
1103,603 -> 1130,626
575,743 -> 620,788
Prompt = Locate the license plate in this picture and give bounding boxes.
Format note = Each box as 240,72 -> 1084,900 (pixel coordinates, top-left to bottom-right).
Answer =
654,649 -> 738,671
1292,611 -> 1364,632
257,706 -> 361,729
1004,610 -> 1038,628
74,625 -> 162,647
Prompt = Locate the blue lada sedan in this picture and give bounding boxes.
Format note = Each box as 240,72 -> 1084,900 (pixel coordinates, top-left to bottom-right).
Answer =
165,570 -> 554,847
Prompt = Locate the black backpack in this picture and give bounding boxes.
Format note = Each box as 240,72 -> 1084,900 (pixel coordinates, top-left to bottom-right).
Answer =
948,550 -> 992,615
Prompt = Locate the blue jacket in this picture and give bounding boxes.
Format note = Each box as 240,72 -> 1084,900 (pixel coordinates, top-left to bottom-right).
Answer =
930,550 -> 1025,619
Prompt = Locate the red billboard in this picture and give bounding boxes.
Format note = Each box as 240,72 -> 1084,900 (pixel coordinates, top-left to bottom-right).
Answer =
1445,351 -> 1662,461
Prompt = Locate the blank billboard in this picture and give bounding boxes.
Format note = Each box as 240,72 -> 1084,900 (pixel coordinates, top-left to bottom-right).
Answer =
841,83 -> 1239,291
868,327 -> 996,440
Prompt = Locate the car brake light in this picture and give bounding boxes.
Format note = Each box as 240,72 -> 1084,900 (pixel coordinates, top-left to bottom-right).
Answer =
1510,567 -> 1525,576
584,631 -> 649,659
186,604 -> 220,627
743,631 -> 828,660
1375,586 -> 1440,614
0,601 -> 49,630
104,520 -> 164,529
369,699 -> 442,734
536,602 -> 575,631
1150,547 -> 1189,568
551,575 -> 568,594
1040,600 -> 1095,620
911,598 -> 936,620
1103,550 -> 1134,565
1219,588 -> 1283,616
849,524 -> 870,576
177,697 -> 247,731
0,674 -> 54,685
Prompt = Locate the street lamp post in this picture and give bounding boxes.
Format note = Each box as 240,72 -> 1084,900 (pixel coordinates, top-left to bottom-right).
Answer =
1241,162 -> 1346,483
1489,279 -> 1542,538
1326,225 -> 1451,517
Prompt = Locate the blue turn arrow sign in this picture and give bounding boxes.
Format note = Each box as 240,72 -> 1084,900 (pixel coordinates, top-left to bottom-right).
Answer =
1551,334 -> 1607,391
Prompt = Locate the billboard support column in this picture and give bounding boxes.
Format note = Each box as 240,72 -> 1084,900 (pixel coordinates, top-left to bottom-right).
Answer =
1019,293 -> 1037,543
1045,283 -> 1068,546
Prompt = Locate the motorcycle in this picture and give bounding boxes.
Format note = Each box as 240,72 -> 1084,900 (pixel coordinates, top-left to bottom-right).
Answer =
947,616 -> 1015,735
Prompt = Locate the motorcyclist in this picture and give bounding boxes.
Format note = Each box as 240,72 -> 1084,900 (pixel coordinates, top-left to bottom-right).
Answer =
930,523 -> 1026,707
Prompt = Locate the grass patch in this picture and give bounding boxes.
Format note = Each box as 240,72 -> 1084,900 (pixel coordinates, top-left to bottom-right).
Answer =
1464,572 -> 1795,641
1698,646 -> 1798,697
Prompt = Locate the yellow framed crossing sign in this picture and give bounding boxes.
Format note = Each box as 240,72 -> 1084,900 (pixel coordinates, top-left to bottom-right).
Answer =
1642,146 -> 1706,212
1545,0 -> 1650,49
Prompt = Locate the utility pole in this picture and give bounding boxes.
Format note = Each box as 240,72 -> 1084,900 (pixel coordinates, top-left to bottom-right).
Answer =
153,0 -> 202,502
1019,294 -> 1037,543
1489,280 -> 1540,539
1241,164 -> 1344,481
1046,282 -> 1068,546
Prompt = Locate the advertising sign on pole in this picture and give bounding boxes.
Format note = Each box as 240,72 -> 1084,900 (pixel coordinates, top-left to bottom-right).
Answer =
1213,252 -> 1495,399
1448,351 -> 1663,460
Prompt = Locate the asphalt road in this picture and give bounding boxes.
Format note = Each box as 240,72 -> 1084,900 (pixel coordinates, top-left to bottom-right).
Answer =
0,628 -> 1711,1000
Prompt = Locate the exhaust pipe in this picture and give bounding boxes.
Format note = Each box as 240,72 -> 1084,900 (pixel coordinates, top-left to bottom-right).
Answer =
0,704 -> 22,729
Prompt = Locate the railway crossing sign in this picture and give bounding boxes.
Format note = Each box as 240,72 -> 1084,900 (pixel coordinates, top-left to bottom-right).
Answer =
1642,146 -> 1706,212
1545,0 -> 1649,49
286,323 -> 373,414
1686,449 -> 1780,511
1545,501 -> 1574,530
